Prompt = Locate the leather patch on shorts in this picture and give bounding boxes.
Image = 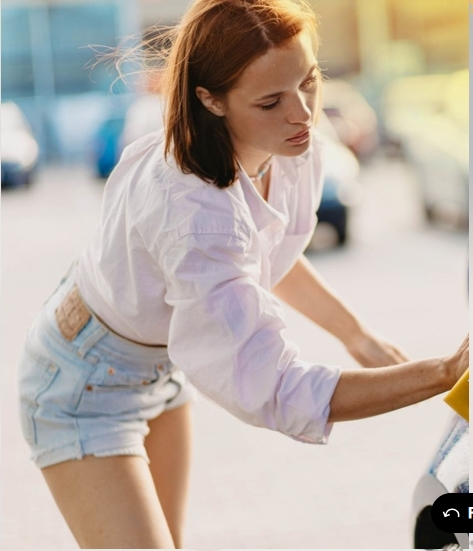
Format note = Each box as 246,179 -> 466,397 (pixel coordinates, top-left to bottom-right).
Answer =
55,286 -> 91,341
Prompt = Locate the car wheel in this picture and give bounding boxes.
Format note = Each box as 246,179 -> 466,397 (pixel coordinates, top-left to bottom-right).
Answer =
335,211 -> 348,246
424,204 -> 436,222
337,224 -> 347,246
24,171 -> 35,186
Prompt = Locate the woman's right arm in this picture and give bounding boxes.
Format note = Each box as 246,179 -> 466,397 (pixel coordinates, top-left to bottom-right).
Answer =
328,335 -> 468,422
161,230 -> 468,442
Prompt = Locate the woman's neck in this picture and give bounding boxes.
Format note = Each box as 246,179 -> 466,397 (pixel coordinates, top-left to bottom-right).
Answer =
234,146 -> 273,200
240,158 -> 272,201
235,145 -> 272,178
247,156 -> 272,183
239,154 -> 272,180
252,168 -> 272,201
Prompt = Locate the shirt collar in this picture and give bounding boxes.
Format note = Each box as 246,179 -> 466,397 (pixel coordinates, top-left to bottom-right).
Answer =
236,160 -> 289,236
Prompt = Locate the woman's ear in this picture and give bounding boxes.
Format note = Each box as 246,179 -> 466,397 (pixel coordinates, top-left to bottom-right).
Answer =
195,86 -> 226,117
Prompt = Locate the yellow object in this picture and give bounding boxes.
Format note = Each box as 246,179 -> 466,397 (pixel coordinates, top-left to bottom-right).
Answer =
444,368 -> 469,421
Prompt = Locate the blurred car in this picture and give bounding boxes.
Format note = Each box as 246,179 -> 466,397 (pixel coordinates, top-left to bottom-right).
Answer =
411,413 -> 468,550
92,114 -> 127,178
322,78 -> 379,160
382,70 -> 468,227
1,102 -> 39,188
93,95 -> 164,178
309,122 -> 361,248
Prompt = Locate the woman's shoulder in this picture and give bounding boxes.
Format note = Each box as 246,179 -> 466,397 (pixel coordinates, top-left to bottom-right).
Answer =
162,174 -> 252,243
116,136 -> 252,248
120,129 -> 165,162
116,130 -> 214,197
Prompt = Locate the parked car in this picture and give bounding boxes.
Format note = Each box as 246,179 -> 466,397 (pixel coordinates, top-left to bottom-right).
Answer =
322,78 -> 379,160
92,114 -> 127,178
93,95 -> 164,178
411,413 -> 468,550
309,125 -> 361,248
1,102 -> 39,188
382,70 -> 468,227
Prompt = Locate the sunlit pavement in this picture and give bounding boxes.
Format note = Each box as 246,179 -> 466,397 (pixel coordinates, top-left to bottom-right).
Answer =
2,155 -> 468,549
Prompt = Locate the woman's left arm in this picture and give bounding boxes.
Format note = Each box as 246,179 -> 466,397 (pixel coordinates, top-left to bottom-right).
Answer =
272,255 -> 409,367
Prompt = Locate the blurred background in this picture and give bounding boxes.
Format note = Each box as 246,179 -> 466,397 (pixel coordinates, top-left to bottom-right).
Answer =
1,0 -> 469,549
2,0 -> 468,231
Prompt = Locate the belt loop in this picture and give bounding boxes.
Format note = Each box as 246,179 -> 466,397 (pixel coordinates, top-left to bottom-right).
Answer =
77,325 -> 108,359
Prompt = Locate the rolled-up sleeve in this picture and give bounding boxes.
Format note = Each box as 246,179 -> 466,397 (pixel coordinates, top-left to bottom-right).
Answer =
161,230 -> 341,444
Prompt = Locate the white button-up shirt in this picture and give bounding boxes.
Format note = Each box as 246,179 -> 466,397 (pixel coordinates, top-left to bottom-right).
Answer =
77,130 -> 341,444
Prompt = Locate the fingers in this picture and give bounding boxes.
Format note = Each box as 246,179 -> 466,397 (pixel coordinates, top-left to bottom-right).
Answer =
446,334 -> 469,383
454,335 -> 469,369
459,334 -> 469,365
345,332 -> 410,368
372,344 -> 409,368
390,346 -> 409,364
358,347 -> 408,369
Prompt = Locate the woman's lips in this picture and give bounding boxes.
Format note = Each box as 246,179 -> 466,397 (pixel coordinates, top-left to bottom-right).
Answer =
286,129 -> 310,144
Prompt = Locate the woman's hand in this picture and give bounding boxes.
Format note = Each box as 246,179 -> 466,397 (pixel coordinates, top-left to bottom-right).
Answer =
445,334 -> 469,385
345,329 -> 410,368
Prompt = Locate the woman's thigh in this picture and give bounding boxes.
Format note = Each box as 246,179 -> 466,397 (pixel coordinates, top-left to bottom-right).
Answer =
144,403 -> 193,549
41,454 -> 175,549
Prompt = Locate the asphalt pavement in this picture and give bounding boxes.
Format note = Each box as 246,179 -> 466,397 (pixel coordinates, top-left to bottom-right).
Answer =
1,155 -> 468,549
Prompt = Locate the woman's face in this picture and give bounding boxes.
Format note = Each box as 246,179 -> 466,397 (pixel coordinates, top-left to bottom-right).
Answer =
222,30 -> 320,168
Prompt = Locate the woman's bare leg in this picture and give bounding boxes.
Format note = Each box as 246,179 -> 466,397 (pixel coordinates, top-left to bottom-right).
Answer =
41,455 -> 175,549
144,403 -> 192,549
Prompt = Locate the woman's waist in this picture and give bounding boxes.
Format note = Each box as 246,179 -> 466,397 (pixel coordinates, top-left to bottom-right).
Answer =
38,266 -> 172,373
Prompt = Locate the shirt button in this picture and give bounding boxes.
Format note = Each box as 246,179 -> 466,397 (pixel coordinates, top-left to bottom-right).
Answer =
157,364 -> 164,372
85,385 -> 93,392
108,367 -> 115,375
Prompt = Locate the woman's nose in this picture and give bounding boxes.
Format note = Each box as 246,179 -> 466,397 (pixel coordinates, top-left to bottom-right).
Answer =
286,94 -> 312,124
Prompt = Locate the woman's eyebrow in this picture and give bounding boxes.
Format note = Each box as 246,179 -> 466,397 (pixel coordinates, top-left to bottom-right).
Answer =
255,64 -> 318,101
257,90 -> 283,101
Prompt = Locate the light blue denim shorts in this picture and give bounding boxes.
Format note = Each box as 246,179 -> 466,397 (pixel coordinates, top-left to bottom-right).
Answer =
18,266 -> 195,469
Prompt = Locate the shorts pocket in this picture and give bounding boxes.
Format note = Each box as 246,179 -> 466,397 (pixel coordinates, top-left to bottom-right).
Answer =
18,343 -> 59,446
76,362 -> 163,416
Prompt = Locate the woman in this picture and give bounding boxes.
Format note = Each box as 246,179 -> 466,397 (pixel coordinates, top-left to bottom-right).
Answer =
18,0 -> 468,548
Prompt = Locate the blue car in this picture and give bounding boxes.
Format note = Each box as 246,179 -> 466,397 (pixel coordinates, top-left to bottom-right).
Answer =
317,175 -> 349,245
93,114 -> 127,179
308,126 -> 361,249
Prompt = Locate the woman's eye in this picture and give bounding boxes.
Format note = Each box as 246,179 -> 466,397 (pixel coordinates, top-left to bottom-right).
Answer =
301,76 -> 318,89
260,99 -> 281,111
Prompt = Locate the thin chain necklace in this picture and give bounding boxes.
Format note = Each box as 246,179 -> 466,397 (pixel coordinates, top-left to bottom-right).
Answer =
248,156 -> 273,184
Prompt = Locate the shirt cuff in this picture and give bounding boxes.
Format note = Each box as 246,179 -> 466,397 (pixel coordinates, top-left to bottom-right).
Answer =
284,363 -> 341,445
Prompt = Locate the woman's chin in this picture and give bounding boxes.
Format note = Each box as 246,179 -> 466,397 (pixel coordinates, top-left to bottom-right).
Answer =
278,136 -> 312,157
